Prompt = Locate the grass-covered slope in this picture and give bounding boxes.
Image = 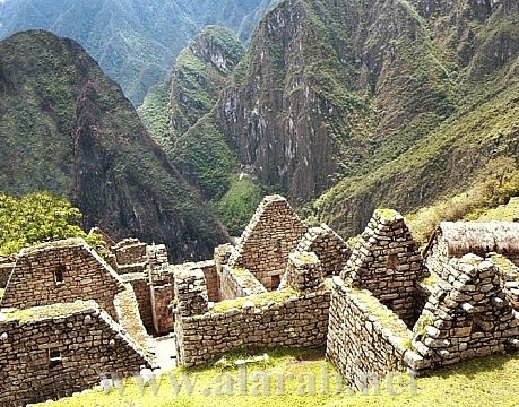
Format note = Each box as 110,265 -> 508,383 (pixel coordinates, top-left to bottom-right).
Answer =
0,30 -> 229,262
36,348 -> 519,407
0,0 -> 279,104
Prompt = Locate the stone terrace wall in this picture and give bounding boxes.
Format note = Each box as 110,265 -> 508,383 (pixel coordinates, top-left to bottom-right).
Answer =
0,240 -> 125,320
175,290 -> 330,367
412,254 -> 519,370
228,195 -> 306,290
0,302 -> 150,407
327,277 -> 424,389
343,209 -> 425,326
218,265 -> 267,301
297,224 -> 351,276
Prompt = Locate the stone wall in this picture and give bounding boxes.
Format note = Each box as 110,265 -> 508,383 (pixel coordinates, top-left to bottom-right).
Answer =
147,244 -> 169,272
111,238 -> 148,274
297,224 -> 351,276
327,277 -> 423,389
0,259 -> 14,287
342,209 -> 425,326
174,290 -> 330,367
228,195 -> 306,290
114,284 -> 154,361
218,265 -> 267,301
179,260 -> 219,302
0,301 -> 150,407
412,254 -> 519,370
281,251 -> 324,293
150,275 -> 175,335
0,240 -> 125,320
122,273 -> 154,333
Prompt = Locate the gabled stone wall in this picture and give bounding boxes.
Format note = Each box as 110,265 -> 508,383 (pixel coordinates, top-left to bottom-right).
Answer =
0,240 -> 125,320
412,254 -> 519,370
228,195 -> 306,290
297,224 -> 351,276
0,301 -> 150,407
342,209 -> 425,326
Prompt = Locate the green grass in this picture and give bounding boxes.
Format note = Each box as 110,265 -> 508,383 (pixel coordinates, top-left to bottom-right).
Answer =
211,288 -> 300,313
36,348 -> 519,407
2,300 -> 93,323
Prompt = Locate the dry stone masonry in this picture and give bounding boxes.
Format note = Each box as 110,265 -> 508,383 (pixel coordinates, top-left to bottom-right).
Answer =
228,195 -> 307,290
297,224 -> 351,276
0,240 -> 125,320
342,209 -> 425,326
412,254 -> 519,370
0,301 -> 150,407
2,195 -> 518,404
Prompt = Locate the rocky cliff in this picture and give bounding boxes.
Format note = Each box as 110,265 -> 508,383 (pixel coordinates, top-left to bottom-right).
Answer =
0,30 -> 229,261
162,0 -> 518,238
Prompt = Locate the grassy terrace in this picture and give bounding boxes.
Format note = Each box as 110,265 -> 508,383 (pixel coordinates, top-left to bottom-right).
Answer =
36,348 -> 519,407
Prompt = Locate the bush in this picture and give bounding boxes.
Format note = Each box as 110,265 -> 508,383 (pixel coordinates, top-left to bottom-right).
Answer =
0,192 -> 103,256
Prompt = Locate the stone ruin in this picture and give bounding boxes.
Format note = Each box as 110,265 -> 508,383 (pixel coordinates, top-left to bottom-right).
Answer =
0,195 -> 518,405
0,240 -> 154,406
341,209 -> 426,326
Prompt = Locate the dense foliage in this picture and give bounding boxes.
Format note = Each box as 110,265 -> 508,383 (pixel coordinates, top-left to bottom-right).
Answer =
0,30 -> 229,262
0,192 -> 101,256
215,177 -> 263,236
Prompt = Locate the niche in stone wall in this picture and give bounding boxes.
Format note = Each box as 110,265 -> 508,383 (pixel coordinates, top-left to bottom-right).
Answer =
54,265 -> 65,285
49,349 -> 62,369
387,254 -> 398,269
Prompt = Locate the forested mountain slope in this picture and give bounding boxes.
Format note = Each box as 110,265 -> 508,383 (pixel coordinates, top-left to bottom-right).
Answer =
0,30 -> 229,261
0,0 -> 278,104
154,0 -> 518,238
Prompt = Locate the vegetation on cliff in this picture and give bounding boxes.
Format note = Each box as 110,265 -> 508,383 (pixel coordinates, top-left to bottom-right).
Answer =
0,30 -> 229,262
0,0 -> 278,104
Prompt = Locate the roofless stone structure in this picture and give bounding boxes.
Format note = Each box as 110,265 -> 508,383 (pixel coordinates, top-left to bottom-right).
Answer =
341,209 -> 426,326
228,195 -> 306,290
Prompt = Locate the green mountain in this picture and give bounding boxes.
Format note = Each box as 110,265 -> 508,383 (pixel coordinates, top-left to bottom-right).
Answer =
0,0 -> 278,105
146,0 -> 518,240
0,30 -> 229,261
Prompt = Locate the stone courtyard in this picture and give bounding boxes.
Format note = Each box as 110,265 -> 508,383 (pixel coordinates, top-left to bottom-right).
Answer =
0,195 -> 518,406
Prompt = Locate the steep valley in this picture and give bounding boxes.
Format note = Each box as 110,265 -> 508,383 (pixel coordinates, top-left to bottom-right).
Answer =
142,0 -> 519,242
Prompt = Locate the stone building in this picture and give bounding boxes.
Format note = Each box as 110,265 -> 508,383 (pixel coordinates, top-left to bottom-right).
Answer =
227,195 -> 307,290
0,301 -> 150,406
341,209 -> 426,326
0,239 -> 155,406
327,211 -> 519,390
1,240 -> 125,320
